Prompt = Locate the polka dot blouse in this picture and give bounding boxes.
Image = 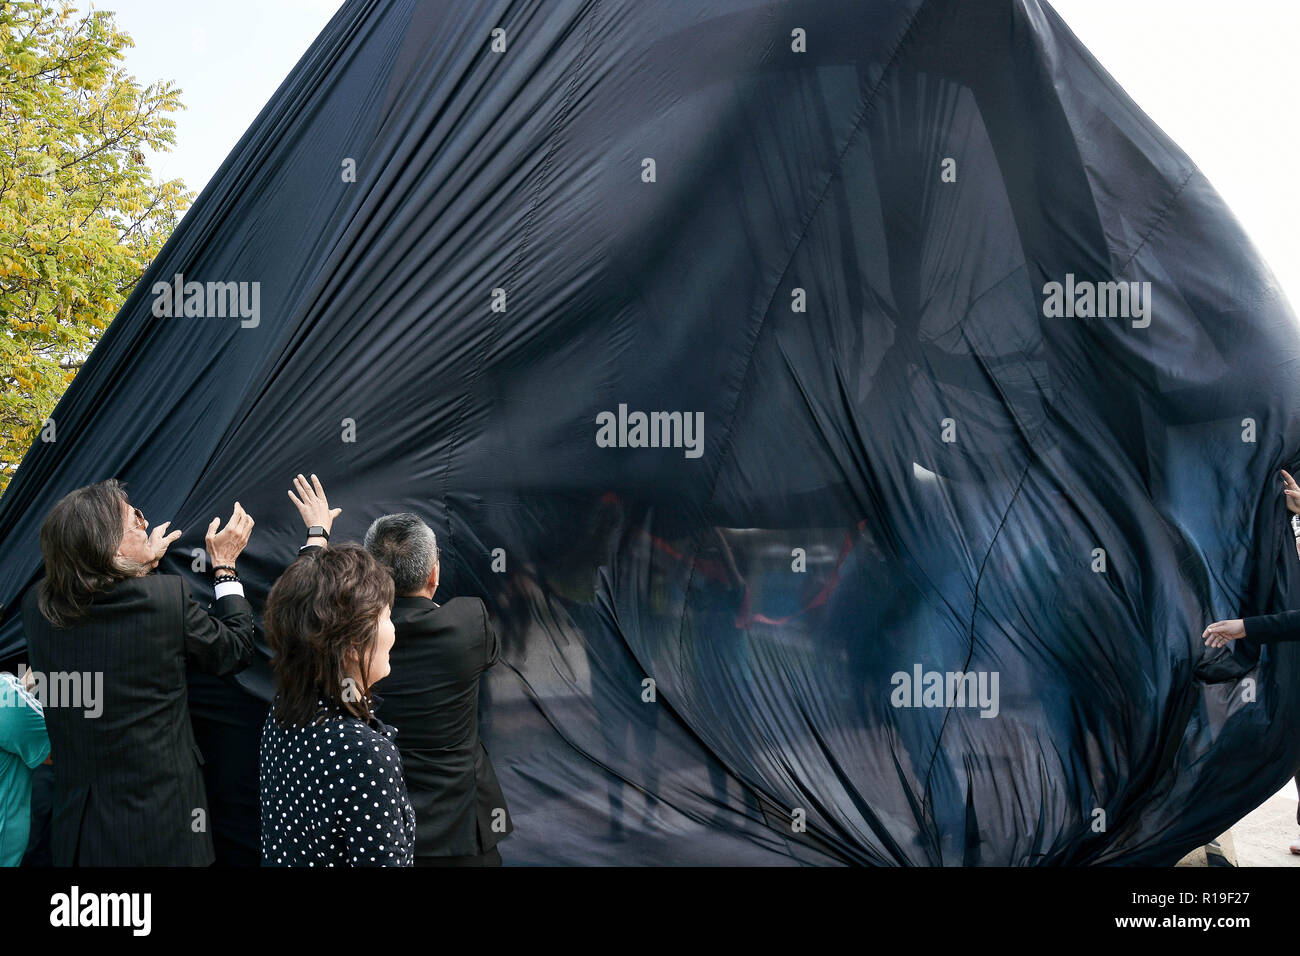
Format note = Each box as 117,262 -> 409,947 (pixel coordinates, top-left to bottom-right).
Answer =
259,696 -> 416,866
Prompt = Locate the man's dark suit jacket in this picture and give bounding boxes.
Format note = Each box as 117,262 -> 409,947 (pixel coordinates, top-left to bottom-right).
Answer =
21,574 -> 254,866
378,595 -> 512,859
1244,611 -> 1300,643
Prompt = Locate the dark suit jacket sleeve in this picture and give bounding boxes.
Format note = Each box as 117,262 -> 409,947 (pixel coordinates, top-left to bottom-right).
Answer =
1243,610 -> 1300,643
181,577 -> 256,675
480,600 -> 499,671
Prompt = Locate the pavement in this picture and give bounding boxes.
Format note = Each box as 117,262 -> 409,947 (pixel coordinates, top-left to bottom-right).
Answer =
1177,782 -> 1300,867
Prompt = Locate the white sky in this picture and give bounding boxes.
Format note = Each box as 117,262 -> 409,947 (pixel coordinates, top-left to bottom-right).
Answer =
1050,0 -> 1300,314
104,0 -> 344,192
104,0 -> 1300,314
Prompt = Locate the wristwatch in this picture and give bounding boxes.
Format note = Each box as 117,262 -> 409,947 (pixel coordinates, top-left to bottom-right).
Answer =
299,526 -> 330,554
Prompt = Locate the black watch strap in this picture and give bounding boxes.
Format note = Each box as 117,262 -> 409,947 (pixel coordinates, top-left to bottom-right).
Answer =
306,525 -> 330,541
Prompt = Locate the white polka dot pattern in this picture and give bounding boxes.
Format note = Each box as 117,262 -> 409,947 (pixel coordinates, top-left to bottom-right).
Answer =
258,698 -> 415,866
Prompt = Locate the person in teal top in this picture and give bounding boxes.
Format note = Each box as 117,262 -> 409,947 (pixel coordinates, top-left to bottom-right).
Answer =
0,669 -> 50,866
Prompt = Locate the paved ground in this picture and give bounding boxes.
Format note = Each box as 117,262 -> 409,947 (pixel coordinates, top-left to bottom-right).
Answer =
1226,782 -> 1300,867
1177,782 -> 1300,867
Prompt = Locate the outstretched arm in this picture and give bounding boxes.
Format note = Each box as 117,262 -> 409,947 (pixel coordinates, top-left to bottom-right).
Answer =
1203,611 -> 1300,647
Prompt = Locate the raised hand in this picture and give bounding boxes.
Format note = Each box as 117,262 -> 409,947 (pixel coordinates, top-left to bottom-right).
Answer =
287,473 -> 341,535
207,502 -> 254,567
146,521 -> 184,570
1283,469 -> 1300,517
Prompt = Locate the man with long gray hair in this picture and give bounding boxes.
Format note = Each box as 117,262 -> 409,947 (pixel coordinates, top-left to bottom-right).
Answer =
21,479 -> 255,865
364,513 -> 512,866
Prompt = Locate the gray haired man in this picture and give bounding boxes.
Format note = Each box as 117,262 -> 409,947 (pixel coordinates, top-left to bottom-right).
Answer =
364,513 -> 512,866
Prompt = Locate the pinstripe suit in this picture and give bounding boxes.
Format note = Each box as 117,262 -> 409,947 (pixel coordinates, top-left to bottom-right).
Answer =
20,574 -> 254,866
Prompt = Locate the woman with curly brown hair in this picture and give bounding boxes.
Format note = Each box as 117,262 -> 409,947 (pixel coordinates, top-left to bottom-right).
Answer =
258,475 -> 414,866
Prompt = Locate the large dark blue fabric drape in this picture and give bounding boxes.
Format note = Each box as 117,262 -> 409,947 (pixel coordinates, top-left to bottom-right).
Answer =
3,0 -> 1299,864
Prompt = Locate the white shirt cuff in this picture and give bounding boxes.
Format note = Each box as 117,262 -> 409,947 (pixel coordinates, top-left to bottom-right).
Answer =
214,580 -> 245,600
